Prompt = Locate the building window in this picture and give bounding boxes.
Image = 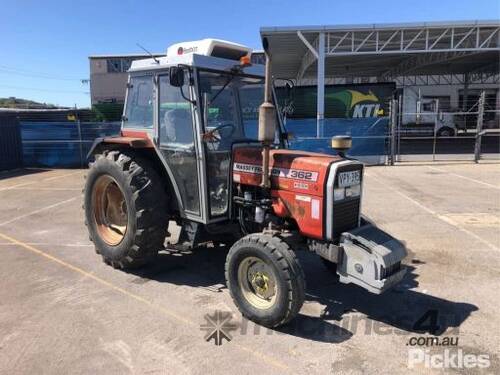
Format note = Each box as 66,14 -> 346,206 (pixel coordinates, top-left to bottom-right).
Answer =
107,58 -> 123,73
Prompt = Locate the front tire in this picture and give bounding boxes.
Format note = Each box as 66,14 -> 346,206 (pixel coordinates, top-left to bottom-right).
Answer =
437,127 -> 455,137
84,150 -> 169,269
225,233 -> 306,328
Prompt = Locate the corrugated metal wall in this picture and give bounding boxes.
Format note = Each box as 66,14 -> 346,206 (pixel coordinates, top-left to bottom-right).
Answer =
0,114 -> 23,171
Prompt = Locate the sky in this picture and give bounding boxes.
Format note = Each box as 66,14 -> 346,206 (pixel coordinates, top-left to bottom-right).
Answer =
0,0 -> 498,108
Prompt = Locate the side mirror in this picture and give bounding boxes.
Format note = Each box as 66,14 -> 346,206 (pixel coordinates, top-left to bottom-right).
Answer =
281,131 -> 295,141
284,82 -> 293,99
169,66 -> 184,87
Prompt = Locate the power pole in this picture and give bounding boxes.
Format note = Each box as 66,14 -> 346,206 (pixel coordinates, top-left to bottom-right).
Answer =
474,91 -> 485,163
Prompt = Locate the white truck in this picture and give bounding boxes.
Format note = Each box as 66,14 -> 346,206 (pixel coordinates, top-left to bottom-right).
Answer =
399,85 -> 499,137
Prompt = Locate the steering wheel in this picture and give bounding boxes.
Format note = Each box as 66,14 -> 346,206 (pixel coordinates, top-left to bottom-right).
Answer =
205,123 -> 235,142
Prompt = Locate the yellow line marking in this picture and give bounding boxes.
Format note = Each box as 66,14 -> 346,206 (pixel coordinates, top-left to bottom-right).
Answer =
0,231 -> 289,372
0,231 -> 193,326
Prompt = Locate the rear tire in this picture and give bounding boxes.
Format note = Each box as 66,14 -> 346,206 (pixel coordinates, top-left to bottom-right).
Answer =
84,150 -> 169,269
225,233 -> 306,328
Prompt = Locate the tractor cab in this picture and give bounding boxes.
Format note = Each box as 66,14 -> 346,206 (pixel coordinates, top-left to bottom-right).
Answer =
122,39 -> 276,224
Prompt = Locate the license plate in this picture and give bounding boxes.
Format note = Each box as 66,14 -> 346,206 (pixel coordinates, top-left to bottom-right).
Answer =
338,170 -> 360,187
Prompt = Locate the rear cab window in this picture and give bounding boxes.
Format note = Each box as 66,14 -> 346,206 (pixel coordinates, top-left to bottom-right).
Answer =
123,75 -> 154,129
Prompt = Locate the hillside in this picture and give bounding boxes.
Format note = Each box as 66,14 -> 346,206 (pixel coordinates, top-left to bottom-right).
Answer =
0,97 -> 61,109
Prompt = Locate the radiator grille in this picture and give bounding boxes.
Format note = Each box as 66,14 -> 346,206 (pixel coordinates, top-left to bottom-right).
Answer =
330,164 -> 363,238
331,198 -> 360,238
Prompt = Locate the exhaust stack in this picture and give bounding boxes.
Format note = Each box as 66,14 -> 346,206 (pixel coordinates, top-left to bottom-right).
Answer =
258,38 -> 277,188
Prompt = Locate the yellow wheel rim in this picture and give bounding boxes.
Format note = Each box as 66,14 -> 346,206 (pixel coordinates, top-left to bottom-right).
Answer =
92,175 -> 128,246
237,256 -> 278,309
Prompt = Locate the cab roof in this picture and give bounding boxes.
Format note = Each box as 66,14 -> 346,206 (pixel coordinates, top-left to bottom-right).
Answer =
129,53 -> 265,77
129,38 -> 264,77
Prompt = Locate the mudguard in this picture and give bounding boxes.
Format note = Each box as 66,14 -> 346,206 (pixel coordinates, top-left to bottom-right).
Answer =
337,224 -> 407,294
86,136 -> 154,160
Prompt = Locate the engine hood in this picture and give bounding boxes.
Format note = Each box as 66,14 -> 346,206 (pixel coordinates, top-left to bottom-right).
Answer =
232,146 -> 342,196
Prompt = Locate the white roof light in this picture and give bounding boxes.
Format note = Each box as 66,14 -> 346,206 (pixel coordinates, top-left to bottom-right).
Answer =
167,39 -> 252,61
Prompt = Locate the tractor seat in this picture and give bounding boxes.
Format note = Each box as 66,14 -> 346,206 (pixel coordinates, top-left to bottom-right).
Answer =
161,108 -> 193,145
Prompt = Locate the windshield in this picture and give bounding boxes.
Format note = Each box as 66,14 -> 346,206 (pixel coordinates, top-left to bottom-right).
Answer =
198,70 -> 265,144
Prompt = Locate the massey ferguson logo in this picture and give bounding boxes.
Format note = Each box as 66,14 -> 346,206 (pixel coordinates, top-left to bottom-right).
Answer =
233,163 -> 318,182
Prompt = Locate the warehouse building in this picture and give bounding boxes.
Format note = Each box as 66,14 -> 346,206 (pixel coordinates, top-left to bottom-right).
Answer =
89,53 -> 163,105
260,20 -> 499,136
89,21 -> 499,122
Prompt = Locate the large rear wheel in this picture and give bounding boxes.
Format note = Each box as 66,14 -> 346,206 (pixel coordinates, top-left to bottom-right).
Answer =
84,150 -> 169,269
225,233 -> 306,327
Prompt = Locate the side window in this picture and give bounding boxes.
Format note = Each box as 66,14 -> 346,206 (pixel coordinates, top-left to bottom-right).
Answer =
158,74 -> 200,215
159,75 -> 195,148
239,85 -> 264,140
123,76 -> 153,129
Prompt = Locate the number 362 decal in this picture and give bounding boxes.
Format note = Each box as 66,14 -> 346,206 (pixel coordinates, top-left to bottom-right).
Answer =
233,163 -> 318,182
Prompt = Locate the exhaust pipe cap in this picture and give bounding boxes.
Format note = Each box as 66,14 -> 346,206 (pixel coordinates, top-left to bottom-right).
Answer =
331,135 -> 352,153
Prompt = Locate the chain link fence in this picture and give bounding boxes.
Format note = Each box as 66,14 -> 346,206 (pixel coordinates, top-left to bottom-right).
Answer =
388,90 -> 500,163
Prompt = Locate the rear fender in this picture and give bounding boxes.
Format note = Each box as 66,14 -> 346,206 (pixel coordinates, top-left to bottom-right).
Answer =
86,136 -> 184,216
86,136 -> 153,160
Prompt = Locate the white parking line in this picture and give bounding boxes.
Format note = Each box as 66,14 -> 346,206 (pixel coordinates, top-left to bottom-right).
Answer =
366,172 -> 500,252
0,170 -> 83,192
426,166 -> 500,190
0,231 -> 290,372
12,187 -> 81,191
0,197 -> 78,227
43,170 -> 83,181
0,243 -> 92,247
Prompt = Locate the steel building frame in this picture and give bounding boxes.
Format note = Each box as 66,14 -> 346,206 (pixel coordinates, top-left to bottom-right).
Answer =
261,21 -> 500,136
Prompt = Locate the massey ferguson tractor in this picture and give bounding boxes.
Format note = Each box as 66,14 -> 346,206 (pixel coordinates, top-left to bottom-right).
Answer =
84,39 -> 407,328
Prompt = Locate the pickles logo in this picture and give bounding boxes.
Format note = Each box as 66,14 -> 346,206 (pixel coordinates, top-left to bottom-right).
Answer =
328,90 -> 383,118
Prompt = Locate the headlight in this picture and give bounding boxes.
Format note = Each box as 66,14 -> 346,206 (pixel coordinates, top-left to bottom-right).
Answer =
334,188 -> 345,201
334,184 -> 360,201
345,184 -> 361,198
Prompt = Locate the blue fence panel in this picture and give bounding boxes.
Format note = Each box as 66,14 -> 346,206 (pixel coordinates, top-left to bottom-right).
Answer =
285,117 -> 388,165
19,118 -> 387,168
80,122 -> 121,160
0,115 -> 23,171
20,121 -> 121,168
80,122 -> 121,141
22,141 -> 82,168
21,122 -> 79,141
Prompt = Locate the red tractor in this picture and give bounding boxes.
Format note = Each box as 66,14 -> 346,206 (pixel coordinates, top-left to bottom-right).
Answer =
84,39 -> 407,327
